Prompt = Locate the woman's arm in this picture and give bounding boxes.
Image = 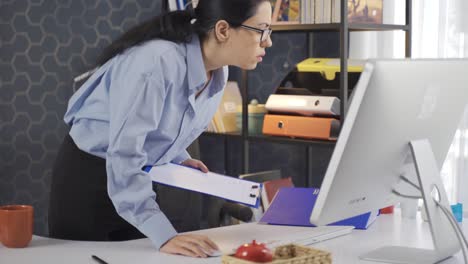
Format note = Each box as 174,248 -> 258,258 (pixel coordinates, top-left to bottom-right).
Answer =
105,66 -> 177,250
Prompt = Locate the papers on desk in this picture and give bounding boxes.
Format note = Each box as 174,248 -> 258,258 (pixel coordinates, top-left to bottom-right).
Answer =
144,163 -> 261,207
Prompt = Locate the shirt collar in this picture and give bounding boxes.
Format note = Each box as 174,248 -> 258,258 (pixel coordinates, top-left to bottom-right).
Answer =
186,34 -> 207,93
208,66 -> 228,96
186,35 -> 228,97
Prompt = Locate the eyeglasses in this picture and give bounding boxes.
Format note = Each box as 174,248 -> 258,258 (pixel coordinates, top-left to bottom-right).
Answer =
240,24 -> 273,43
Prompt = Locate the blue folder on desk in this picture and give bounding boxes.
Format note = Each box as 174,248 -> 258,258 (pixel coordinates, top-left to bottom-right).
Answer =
260,187 -> 378,230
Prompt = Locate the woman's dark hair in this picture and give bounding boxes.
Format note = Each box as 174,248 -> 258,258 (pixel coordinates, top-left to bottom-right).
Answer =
96,0 -> 269,66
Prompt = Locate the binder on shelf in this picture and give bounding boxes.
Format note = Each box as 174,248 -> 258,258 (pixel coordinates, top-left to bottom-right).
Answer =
211,81 -> 242,133
260,187 -> 378,229
300,0 -> 305,24
317,0 -> 331,24
144,163 -> 261,207
309,0 -> 315,24
261,177 -> 294,210
265,94 -> 340,116
331,0 -> 340,23
262,114 -> 340,141
314,0 -> 325,23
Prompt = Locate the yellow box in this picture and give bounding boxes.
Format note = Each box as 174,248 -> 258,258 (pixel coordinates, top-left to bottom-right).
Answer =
296,58 -> 364,81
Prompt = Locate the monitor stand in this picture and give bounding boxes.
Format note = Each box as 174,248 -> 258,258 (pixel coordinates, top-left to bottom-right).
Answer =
360,139 -> 461,264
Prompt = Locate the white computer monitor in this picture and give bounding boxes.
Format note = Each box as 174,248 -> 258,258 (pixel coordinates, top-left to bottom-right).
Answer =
310,59 -> 468,263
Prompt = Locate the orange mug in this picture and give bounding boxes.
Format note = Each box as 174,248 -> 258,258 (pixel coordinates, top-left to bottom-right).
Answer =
0,205 -> 33,248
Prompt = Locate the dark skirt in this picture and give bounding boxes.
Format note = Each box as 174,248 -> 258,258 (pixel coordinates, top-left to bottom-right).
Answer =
48,134 -> 202,241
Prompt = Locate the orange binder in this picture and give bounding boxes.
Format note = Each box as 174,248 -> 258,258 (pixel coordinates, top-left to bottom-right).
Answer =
262,114 -> 339,140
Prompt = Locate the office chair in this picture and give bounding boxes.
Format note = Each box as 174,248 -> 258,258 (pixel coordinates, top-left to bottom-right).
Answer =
205,197 -> 254,228
205,169 -> 286,227
239,170 -> 283,222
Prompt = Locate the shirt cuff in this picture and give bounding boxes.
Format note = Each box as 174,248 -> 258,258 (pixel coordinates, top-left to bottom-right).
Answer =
138,213 -> 178,250
171,150 -> 191,164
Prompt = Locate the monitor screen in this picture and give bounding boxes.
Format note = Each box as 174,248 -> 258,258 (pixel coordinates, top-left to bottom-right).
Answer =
310,59 -> 468,226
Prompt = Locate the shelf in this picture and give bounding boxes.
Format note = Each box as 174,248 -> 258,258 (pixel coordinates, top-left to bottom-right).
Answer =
271,23 -> 409,32
201,132 -> 336,146
349,24 -> 410,31
226,3 -> 410,175
201,131 -> 242,138
248,135 -> 336,146
271,23 -> 342,32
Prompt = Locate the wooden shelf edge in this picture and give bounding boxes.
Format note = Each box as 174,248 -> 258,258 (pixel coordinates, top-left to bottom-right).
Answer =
201,132 -> 242,138
271,23 -> 409,32
201,132 -> 336,146
271,23 -> 340,31
349,24 -> 409,31
248,135 -> 336,146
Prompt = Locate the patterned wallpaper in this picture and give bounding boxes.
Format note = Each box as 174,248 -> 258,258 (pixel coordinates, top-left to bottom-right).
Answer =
0,0 -> 337,236
0,0 -> 163,236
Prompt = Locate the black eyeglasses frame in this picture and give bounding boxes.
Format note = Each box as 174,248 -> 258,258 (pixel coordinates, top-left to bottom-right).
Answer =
240,24 -> 273,42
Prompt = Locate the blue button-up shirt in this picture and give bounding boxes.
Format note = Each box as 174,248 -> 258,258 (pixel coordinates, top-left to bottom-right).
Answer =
64,35 -> 228,249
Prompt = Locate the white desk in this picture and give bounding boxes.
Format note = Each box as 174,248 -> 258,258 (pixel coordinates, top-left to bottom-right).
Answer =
1,211 -> 466,264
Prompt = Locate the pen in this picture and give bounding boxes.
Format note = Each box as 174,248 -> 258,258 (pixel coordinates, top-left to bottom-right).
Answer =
92,255 -> 108,264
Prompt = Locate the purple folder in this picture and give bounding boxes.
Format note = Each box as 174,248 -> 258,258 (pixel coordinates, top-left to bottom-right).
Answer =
259,187 -> 377,230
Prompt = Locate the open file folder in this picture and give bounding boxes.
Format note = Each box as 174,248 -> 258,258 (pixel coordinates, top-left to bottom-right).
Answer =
144,163 -> 261,208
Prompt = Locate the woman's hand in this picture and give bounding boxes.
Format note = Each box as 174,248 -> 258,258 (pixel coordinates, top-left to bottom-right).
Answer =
160,234 -> 219,258
181,159 -> 209,173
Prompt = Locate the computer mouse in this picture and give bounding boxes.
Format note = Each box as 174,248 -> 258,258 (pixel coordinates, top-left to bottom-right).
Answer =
207,250 -> 222,257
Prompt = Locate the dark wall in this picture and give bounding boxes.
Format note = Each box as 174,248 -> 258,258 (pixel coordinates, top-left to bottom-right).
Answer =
0,0 -> 163,236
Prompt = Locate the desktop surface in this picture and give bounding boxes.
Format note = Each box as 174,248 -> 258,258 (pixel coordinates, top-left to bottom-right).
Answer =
1,211 -> 466,264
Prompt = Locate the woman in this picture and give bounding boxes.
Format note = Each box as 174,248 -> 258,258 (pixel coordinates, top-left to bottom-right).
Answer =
48,0 -> 273,258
